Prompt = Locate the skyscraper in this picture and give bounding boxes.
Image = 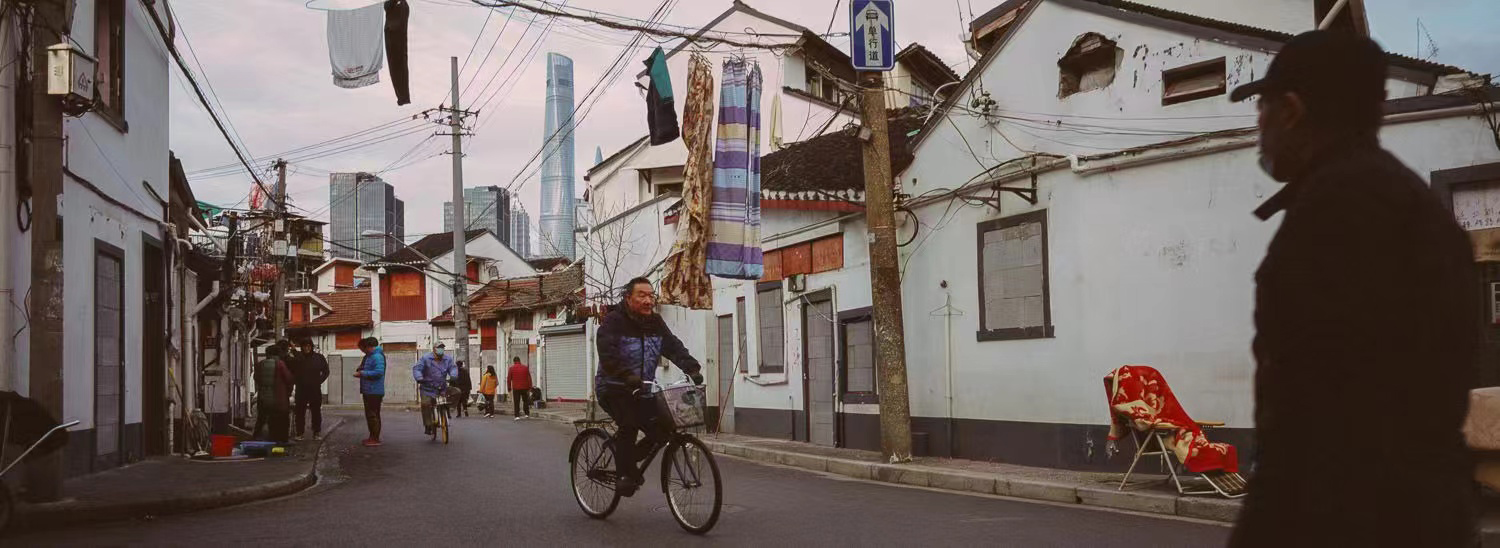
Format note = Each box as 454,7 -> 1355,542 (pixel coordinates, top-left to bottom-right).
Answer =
444,186 -> 511,245
328,172 -> 405,261
510,204 -> 532,259
540,53 -> 576,259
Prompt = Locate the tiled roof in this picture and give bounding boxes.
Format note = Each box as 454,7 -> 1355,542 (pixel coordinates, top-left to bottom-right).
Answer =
288,289 -> 372,331
896,43 -> 963,86
762,108 -> 927,196
431,265 -> 584,324
371,229 -> 490,265
527,256 -> 573,272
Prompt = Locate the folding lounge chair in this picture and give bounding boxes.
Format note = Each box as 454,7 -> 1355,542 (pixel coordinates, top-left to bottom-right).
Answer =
1104,366 -> 1248,499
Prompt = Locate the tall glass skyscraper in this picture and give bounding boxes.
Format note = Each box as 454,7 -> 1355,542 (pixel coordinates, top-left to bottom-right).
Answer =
540,53 -> 576,259
444,186 -> 511,245
328,172 -> 404,261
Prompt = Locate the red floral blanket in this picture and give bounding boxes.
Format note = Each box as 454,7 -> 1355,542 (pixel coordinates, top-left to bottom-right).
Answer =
1104,365 -> 1239,473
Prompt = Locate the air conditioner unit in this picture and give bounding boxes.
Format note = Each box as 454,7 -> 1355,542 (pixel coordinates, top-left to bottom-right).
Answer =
784,274 -> 807,294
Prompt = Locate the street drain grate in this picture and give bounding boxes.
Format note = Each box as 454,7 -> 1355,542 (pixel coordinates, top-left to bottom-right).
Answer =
653,504 -> 746,514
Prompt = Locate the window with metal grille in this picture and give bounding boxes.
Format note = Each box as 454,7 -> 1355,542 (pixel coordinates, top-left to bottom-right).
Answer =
756,286 -> 785,374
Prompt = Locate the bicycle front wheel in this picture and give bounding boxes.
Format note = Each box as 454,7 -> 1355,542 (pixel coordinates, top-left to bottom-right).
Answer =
570,428 -> 621,519
439,408 -> 450,444
661,435 -> 722,534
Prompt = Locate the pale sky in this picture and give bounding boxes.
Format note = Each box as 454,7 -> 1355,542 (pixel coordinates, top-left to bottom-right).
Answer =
172,0 -> 1500,244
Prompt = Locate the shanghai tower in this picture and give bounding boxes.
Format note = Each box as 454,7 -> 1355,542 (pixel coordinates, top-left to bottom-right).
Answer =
540,53 -> 576,259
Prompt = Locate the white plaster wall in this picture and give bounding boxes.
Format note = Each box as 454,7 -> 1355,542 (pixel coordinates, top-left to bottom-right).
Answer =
1129,0 -> 1317,35
50,0 -> 173,430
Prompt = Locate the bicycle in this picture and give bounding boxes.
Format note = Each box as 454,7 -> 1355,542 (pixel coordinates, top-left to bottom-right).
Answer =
569,381 -> 722,534
420,383 -> 451,444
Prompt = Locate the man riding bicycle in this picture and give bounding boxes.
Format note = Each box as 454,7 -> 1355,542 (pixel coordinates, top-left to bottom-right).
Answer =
414,342 -> 458,436
595,277 -> 704,497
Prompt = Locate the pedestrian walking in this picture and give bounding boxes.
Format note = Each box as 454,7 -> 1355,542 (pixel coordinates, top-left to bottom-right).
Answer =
1229,30 -> 1479,547
452,362 -> 473,418
479,366 -> 499,417
253,343 -> 295,444
414,342 -> 458,435
353,337 -> 387,447
507,356 -> 533,420
291,338 -> 330,441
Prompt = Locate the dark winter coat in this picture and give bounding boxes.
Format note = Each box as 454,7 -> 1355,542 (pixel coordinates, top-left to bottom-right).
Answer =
1231,139 -> 1479,547
594,306 -> 701,393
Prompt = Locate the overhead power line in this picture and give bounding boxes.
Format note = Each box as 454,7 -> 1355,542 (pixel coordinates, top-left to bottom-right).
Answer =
469,0 -> 801,51
141,0 -> 279,208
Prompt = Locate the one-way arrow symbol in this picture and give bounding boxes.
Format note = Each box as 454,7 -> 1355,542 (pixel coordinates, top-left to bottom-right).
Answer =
855,2 -> 890,65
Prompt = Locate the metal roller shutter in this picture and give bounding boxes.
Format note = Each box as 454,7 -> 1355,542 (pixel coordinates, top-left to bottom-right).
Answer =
541,325 -> 587,401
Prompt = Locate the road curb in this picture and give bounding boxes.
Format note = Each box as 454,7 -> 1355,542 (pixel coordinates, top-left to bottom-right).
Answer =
12,418 -> 344,532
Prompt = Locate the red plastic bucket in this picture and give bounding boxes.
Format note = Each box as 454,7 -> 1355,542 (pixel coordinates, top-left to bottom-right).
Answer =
210,435 -> 238,457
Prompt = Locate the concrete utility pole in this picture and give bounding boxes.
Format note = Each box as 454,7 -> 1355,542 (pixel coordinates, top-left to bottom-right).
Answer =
272,159 -> 288,340
447,56 -> 472,371
859,71 -> 914,463
25,0 -> 71,502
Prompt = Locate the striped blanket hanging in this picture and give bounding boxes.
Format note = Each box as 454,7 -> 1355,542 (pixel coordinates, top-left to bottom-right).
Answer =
706,58 -> 763,280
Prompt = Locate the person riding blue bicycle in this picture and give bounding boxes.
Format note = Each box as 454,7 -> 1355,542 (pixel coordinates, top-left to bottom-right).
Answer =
414,342 -> 458,436
595,277 -> 704,497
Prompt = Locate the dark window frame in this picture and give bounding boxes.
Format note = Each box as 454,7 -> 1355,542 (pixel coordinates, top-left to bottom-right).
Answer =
976,210 -> 1055,342
736,297 -> 748,374
514,311 -> 533,331
756,282 -> 786,375
1162,57 -> 1228,106
94,0 -> 128,131
838,307 -> 878,404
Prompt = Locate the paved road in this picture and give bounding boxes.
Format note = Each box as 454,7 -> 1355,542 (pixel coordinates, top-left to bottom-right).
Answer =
14,410 -> 1230,547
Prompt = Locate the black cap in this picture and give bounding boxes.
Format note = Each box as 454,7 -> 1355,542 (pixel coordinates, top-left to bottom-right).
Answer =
1230,30 -> 1387,119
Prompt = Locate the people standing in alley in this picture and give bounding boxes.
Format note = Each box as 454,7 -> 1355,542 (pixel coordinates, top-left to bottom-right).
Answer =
354,337 -> 387,447
479,366 -> 499,418
452,362 -> 473,418
253,343 -> 295,444
413,342 -> 457,435
1229,30 -> 1479,547
508,356 -> 533,420
291,338 -> 330,441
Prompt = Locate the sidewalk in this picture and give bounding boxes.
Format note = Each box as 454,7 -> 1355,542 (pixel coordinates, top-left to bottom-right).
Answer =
12,417 -> 344,532
530,402 -> 1500,543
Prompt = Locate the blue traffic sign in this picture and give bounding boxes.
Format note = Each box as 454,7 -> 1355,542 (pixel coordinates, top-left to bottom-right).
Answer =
849,0 -> 895,72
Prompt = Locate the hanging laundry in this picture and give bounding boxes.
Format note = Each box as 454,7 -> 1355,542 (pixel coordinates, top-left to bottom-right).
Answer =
705,59 -> 764,281
659,55 -> 716,309
769,94 -> 784,150
327,3 -> 385,89
643,47 -> 680,146
384,0 -> 411,105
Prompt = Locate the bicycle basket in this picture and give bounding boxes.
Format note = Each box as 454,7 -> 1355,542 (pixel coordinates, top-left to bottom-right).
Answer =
655,384 -> 706,430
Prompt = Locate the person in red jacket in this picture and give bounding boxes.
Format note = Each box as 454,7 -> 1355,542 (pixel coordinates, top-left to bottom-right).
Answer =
507,356 -> 534,420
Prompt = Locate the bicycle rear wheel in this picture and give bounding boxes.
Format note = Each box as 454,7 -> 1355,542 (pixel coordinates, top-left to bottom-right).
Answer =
661,435 -> 722,534
569,428 -> 621,519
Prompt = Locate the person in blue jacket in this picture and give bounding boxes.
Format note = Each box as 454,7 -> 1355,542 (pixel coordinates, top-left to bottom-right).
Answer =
352,337 -> 386,447
413,342 -> 458,435
595,277 -> 704,497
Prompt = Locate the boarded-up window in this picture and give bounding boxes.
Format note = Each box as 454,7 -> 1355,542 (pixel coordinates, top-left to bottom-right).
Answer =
466,261 -> 480,283
1058,33 -> 1119,98
1162,57 -> 1227,105
757,286 -> 785,374
783,244 -> 812,277
291,303 -> 309,323
389,271 -> 422,297
336,330 -> 362,350
811,235 -> 844,273
481,322 -> 498,350
977,211 -> 1052,341
761,249 -> 784,282
841,315 -> 877,403
335,265 -> 355,287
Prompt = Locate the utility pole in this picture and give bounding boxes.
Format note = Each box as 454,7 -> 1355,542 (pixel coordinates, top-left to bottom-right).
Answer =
859,71 -> 914,463
446,57 -> 472,372
24,0 -> 71,502
271,159 -> 288,340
